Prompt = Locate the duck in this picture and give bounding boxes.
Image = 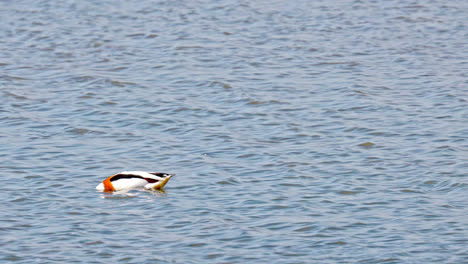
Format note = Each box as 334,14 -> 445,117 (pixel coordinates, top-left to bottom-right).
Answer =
96,171 -> 175,192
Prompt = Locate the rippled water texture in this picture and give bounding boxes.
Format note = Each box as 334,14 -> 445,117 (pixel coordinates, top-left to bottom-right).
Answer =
1,0 -> 467,263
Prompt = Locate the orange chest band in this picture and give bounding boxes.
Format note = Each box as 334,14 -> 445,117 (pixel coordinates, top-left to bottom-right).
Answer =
103,177 -> 115,192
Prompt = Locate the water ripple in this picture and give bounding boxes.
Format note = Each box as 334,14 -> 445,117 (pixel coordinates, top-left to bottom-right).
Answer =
1,0 -> 467,263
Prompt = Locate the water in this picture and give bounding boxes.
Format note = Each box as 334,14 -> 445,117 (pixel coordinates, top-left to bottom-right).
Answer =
1,0 -> 467,263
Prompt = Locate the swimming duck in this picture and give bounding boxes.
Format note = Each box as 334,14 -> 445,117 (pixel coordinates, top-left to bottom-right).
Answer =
96,171 -> 174,192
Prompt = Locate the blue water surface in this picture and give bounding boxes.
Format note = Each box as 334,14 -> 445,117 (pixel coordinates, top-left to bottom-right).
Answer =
1,0 -> 467,263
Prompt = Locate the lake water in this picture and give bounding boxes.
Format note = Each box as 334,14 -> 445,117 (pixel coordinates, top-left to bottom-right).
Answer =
1,0 -> 467,263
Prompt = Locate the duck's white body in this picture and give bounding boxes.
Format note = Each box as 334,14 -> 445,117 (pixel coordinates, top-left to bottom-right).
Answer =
96,171 -> 174,192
